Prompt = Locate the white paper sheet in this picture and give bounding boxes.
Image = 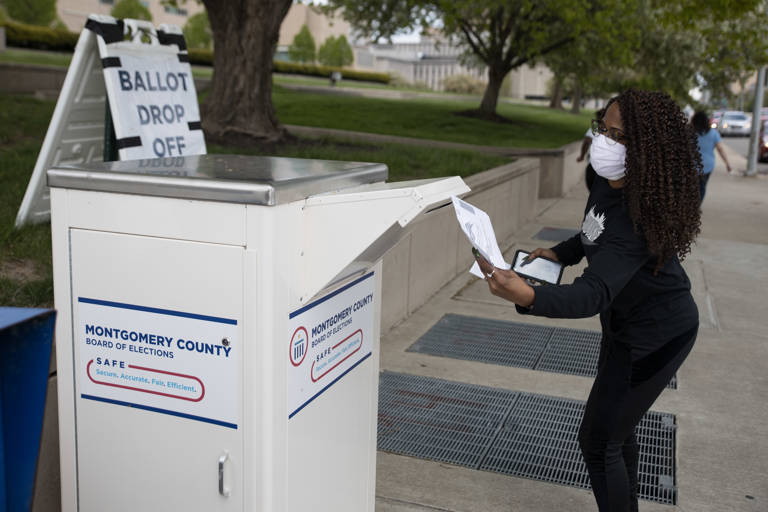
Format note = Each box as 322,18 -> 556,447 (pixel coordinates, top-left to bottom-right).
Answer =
451,196 -> 510,279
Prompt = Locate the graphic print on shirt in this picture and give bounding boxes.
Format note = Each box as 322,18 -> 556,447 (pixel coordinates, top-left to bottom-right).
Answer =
582,206 -> 606,243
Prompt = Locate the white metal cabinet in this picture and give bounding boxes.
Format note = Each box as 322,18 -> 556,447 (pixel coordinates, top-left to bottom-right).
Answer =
70,229 -> 244,511
48,155 -> 469,512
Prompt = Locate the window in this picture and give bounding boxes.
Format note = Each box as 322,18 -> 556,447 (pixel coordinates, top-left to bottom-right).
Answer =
724,113 -> 748,122
99,0 -> 115,4
164,5 -> 188,16
140,1 -> 149,6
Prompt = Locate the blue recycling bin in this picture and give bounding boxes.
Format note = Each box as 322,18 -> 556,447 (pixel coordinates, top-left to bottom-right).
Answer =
0,308 -> 56,512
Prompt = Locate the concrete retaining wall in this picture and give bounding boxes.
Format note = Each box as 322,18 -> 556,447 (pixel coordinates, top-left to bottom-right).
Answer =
0,62 -> 67,95
538,140 -> 584,199
381,158 -> 539,332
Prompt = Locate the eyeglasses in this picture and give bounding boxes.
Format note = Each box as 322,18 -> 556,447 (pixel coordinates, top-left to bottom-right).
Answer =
591,119 -> 626,145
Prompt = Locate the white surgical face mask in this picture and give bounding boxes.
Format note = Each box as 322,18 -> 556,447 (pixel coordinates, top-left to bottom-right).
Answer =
590,134 -> 626,181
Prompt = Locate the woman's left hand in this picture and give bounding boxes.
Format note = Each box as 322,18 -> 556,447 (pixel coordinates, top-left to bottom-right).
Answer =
475,254 -> 535,307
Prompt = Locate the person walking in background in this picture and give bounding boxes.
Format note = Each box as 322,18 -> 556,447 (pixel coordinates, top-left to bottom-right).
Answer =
692,111 -> 732,202
475,89 -> 701,512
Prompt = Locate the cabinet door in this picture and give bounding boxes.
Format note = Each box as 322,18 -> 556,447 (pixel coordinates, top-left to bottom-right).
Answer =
70,229 -> 244,512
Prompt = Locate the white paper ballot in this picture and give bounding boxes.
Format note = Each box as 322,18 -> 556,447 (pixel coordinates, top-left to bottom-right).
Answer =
451,196 -> 511,279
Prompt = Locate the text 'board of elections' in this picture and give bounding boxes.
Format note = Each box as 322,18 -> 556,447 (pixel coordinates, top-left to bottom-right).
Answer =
287,273 -> 375,419
77,297 -> 238,428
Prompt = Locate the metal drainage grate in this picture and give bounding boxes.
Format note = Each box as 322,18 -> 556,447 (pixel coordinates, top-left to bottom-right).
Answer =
378,371 -> 518,468
406,314 -> 549,370
537,328 -> 679,389
533,227 -> 581,242
408,314 -> 676,389
378,372 -> 677,505
480,393 -> 677,505
535,327 -> 601,377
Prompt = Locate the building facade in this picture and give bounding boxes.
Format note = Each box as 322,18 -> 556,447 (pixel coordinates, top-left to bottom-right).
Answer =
354,36 -> 484,91
53,1 -> 553,100
57,0 -> 204,32
276,4 -> 352,62
354,35 -> 552,98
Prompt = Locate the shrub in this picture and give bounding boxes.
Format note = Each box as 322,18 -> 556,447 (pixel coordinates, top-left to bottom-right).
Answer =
110,0 -> 152,22
186,50 -> 390,84
441,74 -> 486,95
288,24 -> 315,64
183,11 -> 212,50
386,73 -> 429,90
5,0 -> 56,27
50,18 -> 69,31
273,60 -> 389,83
2,20 -> 79,51
317,35 -> 353,68
187,48 -> 213,65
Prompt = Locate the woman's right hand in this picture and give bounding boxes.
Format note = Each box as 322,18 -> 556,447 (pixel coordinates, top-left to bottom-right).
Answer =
527,248 -> 558,262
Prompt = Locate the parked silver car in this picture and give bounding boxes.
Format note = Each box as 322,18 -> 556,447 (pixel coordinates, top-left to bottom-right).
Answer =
718,111 -> 751,136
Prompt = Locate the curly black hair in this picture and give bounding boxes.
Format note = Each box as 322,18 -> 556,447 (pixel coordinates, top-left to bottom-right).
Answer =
598,89 -> 702,270
691,111 -> 711,135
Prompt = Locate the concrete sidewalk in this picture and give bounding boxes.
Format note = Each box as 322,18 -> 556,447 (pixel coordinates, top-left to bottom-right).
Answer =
374,145 -> 768,511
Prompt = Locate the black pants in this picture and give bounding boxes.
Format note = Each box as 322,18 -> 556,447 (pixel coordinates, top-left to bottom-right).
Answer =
578,326 -> 697,511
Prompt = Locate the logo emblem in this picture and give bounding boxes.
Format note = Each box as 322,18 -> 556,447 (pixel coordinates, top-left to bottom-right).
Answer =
290,327 -> 308,367
582,206 -> 606,242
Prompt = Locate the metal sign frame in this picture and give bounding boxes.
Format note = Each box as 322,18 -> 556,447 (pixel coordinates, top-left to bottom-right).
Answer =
15,15 -> 201,228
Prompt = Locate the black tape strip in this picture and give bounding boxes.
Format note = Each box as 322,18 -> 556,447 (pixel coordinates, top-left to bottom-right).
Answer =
85,18 -> 125,44
187,121 -> 202,130
177,53 -> 190,63
101,57 -> 122,68
115,136 -> 142,150
157,30 -> 188,51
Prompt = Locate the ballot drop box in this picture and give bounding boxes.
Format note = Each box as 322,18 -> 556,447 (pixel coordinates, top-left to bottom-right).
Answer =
48,154 -> 469,512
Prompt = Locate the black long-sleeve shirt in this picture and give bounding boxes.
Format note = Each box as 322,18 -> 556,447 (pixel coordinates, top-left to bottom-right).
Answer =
518,176 -> 698,359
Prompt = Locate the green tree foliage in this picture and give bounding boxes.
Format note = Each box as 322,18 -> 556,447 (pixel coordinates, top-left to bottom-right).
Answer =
288,24 -> 316,63
5,0 -> 56,26
330,0 -> 768,115
695,9 -> 768,106
183,11 -> 212,50
110,0 -> 153,22
544,0 -> 768,110
543,1 -> 643,112
651,0 -> 763,28
328,0 -> 601,116
317,35 -> 353,68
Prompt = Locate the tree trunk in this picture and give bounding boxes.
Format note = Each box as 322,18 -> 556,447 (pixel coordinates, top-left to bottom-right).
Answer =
201,0 -> 292,144
570,84 -> 582,114
479,65 -> 507,115
549,76 -> 563,109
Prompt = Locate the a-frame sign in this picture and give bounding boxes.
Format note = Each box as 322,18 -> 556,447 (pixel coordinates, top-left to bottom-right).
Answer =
15,14 -> 206,227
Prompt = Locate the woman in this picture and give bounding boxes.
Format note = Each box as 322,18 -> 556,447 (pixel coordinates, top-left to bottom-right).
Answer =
691,110 -> 732,202
476,89 -> 701,512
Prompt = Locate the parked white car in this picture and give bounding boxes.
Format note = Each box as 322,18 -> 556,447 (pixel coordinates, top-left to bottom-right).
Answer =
718,111 -> 751,136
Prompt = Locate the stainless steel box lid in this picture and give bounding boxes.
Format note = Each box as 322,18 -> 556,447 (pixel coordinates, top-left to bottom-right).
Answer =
47,154 -> 389,205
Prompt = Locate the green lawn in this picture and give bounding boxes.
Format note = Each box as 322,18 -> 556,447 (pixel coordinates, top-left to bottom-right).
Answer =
0,92 -> 510,306
0,94 -> 57,307
273,86 -> 592,148
0,47 -> 73,67
2,48 -> 593,147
